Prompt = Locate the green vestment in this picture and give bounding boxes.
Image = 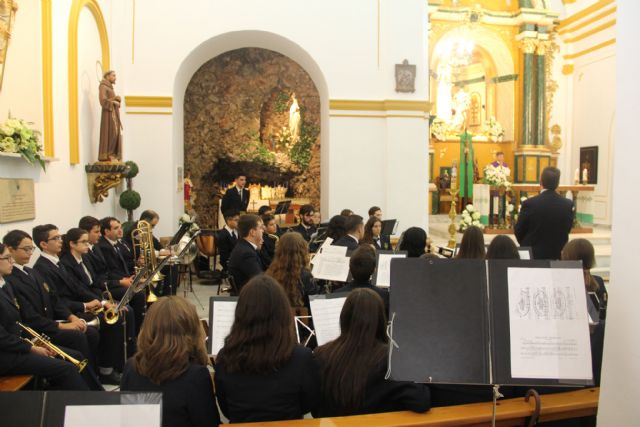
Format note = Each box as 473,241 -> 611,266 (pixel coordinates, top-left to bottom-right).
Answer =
459,131 -> 474,198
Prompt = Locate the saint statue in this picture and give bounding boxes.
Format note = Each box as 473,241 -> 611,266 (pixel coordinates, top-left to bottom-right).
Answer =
452,88 -> 471,131
98,70 -> 123,162
289,94 -> 301,143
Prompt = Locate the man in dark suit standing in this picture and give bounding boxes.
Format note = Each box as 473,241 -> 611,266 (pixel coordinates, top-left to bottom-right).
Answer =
221,173 -> 250,214
228,214 -> 265,293
216,209 -> 240,271
515,167 -> 574,260
332,214 -> 364,251
290,204 -> 317,242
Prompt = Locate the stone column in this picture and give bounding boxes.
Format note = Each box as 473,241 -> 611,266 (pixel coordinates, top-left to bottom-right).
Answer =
520,38 -> 537,146
535,41 -> 547,146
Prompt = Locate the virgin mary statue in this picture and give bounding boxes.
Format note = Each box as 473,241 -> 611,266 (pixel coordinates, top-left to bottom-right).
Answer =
289,94 -> 301,143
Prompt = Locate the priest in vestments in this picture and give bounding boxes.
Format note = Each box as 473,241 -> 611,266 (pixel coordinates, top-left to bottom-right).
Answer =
459,131 -> 474,204
98,70 -> 123,162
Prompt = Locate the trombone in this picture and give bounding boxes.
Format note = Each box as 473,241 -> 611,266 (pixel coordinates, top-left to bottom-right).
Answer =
104,267 -> 148,325
131,220 -> 161,303
17,322 -> 88,372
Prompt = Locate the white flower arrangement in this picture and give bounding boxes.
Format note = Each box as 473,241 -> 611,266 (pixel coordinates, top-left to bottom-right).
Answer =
483,164 -> 512,189
459,204 -> 484,232
179,213 -> 200,234
0,116 -> 45,170
483,116 -> 504,142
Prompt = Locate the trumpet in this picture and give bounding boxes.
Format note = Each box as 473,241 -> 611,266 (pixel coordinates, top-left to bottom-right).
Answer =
17,321 -> 88,372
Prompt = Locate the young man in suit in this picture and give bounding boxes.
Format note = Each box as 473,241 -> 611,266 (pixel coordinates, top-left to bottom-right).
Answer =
368,206 -> 383,220
221,173 -> 250,214
228,214 -> 265,292
2,230 -> 103,389
216,209 -> 240,271
259,214 -> 278,268
32,224 -> 124,384
515,167 -> 574,260
0,242 -> 89,390
332,214 -> 364,251
290,204 -> 317,242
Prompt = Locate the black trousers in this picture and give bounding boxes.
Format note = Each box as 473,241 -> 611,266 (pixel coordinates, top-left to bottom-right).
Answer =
108,286 -> 146,336
6,352 -> 88,390
98,307 -> 135,371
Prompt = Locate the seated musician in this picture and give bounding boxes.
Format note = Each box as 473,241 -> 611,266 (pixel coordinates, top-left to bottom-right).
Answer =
335,246 -> 389,314
2,230 -> 103,390
258,205 -> 282,236
290,204 -> 317,242
332,214 -> 364,251
121,296 -> 220,427
31,224 -> 100,374
96,217 -> 145,333
485,235 -> 520,260
456,226 -> 485,259
214,275 -> 320,423
259,214 -> 278,268
227,214 -> 266,292
398,227 -> 428,258
361,216 -> 390,250
0,242 -> 89,390
340,209 -> 353,217
313,288 -> 430,417
326,215 -> 347,242
266,232 -> 318,311
60,228 -> 134,384
216,209 -> 239,271
368,206 -> 383,220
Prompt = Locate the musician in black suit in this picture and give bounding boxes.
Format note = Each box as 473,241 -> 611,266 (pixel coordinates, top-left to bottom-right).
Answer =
220,172 -> 250,214
515,167 -> 574,260
2,230 -> 103,390
332,214 -> 364,251
361,216 -> 391,250
259,214 -> 278,268
216,209 -> 240,271
335,246 -> 389,314
0,242 -> 89,390
290,204 -> 317,242
228,215 -> 265,292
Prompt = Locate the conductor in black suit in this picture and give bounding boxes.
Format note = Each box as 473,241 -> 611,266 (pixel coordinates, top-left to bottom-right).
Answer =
515,167 -> 574,260
221,173 -> 250,214
227,215 -> 265,292
332,214 -> 364,251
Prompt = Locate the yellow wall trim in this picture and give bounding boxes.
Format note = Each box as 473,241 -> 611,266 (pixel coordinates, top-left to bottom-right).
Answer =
564,19 -> 616,44
124,96 -> 173,108
562,64 -> 575,75
68,0 -> 110,165
329,99 -> 431,112
125,111 -> 173,115
557,0 -> 615,31
329,113 -> 428,119
558,6 -> 616,35
563,38 -> 616,60
562,0 -> 577,4
41,0 -> 53,158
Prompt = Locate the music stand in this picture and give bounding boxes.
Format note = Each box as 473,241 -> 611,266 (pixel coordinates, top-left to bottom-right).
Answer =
381,219 -> 398,236
274,200 -> 291,226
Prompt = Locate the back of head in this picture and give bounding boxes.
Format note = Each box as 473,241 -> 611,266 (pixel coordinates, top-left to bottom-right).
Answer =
266,233 -> 309,307
223,209 -> 240,221
78,216 -> 100,232
561,238 -> 598,291
399,227 -> 427,258
457,226 -> 486,259
541,167 -> 561,191
257,205 -> 272,216
349,245 -> 376,282
486,235 -> 520,260
134,296 -> 209,384
140,210 -> 159,223
340,209 -> 353,217
344,214 -> 363,235
315,288 -> 388,411
327,215 -> 347,240
219,275 -> 295,374
237,214 -> 260,239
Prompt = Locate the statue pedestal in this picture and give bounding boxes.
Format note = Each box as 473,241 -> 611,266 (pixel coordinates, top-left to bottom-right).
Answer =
85,162 -> 127,203
513,146 -> 552,183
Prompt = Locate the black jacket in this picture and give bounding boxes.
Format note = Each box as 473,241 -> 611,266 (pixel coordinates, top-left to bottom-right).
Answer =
515,190 -> 574,260
290,223 -> 317,242
216,228 -> 237,271
335,280 -> 389,315
0,283 -> 33,372
228,239 -> 265,291
5,266 -> 71,336
59,252 -> 103,297
215,346 -> 320,423
373,235 -> 391,251
221,187 -> 249,214
121,359 -> 220,427
33,256 -> 99,314
96,237 -> 131,279
85,245 -> 119,291
259,233 -> 278,268
332,235 -> 360,251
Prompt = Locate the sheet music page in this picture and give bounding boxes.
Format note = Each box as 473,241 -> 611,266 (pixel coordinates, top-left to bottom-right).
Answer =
507,267 -> 592,380
210,300 -> 237,356
65,405 -> 161,427
375,253 -> 407,288
310,296 -> 347,345
310,237 -> 334,265
311,254 -> 350,281
518,250 -> 531,260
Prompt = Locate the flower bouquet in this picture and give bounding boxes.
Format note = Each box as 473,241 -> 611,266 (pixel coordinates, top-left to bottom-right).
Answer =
483,164 -> 512,189
0,116 -> 45,170
459,204 -> 484,232
483,116 -> 504,142
179,213 -> 200,235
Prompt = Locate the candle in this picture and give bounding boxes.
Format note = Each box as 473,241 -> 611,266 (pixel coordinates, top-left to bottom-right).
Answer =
574,168 -> 580,183
582,168 -> 588,183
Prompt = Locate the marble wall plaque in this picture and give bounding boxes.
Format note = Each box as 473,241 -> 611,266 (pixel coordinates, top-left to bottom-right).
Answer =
0,179 -> 35,223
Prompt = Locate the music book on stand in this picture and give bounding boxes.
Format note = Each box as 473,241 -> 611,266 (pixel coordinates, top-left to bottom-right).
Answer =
388,258 -> 593,387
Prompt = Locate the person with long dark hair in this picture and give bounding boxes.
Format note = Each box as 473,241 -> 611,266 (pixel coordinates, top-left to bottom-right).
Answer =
485,235 -> 520,260
314,288 -> 430,417
398,227 -> 427,258
326,215 -> 347,241
266,232 -> 318,310
121,296 -> 220,427
214,275 -> 320,423
361,216 -> 390,250
456,226 -> 485,259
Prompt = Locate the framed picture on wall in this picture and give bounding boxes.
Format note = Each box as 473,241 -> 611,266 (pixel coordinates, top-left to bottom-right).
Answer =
579,146 -> 598,184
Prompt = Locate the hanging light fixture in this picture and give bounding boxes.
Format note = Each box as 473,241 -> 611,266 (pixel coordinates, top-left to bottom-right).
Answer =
0,0 -> 18,91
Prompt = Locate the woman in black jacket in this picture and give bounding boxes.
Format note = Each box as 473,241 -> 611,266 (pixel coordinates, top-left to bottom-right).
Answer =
313,288 -> 430,417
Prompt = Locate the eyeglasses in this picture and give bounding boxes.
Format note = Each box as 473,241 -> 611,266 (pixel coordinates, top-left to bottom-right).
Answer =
0,255 -> 13,262
17,246 -> 35,253
47,236 -> 62,242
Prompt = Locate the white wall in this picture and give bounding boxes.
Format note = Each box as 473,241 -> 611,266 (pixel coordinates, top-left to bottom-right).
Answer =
597,0 -> 640,423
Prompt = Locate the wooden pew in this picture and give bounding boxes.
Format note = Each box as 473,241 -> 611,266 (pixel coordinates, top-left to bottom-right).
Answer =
234,387 -> 599,426
0,375 -> 33,392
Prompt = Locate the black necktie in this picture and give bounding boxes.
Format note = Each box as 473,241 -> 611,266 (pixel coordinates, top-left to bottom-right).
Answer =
115,245 -> 130,275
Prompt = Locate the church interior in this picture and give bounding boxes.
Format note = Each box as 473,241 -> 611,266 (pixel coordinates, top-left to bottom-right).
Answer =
0,0 -> 638,425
